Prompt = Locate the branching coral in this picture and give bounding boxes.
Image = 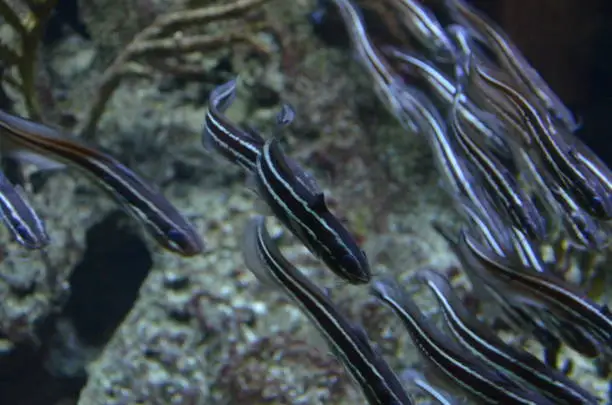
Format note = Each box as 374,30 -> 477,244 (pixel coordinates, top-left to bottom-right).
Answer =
0,0 -> 273,136
76,0 -> 273,139
0,0 -> 58,120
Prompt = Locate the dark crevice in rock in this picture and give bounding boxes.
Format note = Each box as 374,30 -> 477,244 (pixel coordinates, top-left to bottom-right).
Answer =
0,211 -> 154,404
65,210 -> 153,346
0,343 -> 85,405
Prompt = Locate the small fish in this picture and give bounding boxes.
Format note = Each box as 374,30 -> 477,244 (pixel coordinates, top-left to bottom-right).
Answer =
449,94 -> 547,241
465,57 -> 534,146
458,193 -> 514,258
462,230 -> 612,352
255,138 -> 370,284
385,48 -> 513,159
413,89 -> 515,257
474,61 -> 612,220
242,216 -> 412,405
0,169 -> 48,249
371,277 -> 553,405
416,268 -> 599,405
561,128 -> 612,197
506,226 -> 549,274
0,110 -> 204,257
432,222 -> 559,345
537,309 -> 602,359
202,78 -> 265,172
512,148 -> 564,237
416,99 -> 515,256
445,0 -> 578,131
329,0 -> 419,131
387,0 -> 457,62
548,184 -> 609,251
446,24 -> 473,85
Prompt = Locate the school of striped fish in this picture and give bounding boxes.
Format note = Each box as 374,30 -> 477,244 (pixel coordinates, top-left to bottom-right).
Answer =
0,0 -> 611,403
212,0 -> 612,402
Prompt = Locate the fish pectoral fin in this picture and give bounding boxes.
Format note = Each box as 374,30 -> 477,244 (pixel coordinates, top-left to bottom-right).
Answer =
7,149 -> 66,171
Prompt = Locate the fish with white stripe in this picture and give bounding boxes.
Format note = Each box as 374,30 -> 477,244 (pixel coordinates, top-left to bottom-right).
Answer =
254,138 -> 370,284
416,268 -> 599,405
448,94 -> 547,241
462,230 -> 612,355
202,78 -> 264,172
329,0 -> 422,132
444,0 -> 578,131
387,0 -> 456,62
475,65 -> 612,220
0,109 -> 204,256
371,277 -> 554,404
0,169 -> 48,249
242,216 -> 412,405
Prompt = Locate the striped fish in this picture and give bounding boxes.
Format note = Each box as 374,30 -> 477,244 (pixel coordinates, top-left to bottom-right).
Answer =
371,278 -> 554,404
202,78 -> 264,172
387,0 -> 456,62
0,109 -> 204,257
506,226 -> 549,274
254,138 -> 370,284
477,65 -> 612,220
385,48 -> 513,160
462,230 -> 612,353
448,95 -> 547,241
464,57 -> 534,146
459,193 -> 515,258
547,184 -> 608,251
567,133 -> 612,196
329,0 -> 421,132
416,268 -> 599,405
242,216 -> 413,405
415,94 -> 515,256
444,0 -> 578,131
446,24 -> 473,85
432,221 -> 560,346
537,309 -> 602,360
0,169 -> 48,249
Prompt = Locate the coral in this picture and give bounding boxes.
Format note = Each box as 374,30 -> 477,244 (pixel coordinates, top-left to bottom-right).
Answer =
76,0 -> 273,139
0,0 -> 58,119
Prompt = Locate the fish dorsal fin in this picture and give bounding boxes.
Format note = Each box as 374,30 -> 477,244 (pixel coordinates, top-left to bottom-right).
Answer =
308,192 -> 327,213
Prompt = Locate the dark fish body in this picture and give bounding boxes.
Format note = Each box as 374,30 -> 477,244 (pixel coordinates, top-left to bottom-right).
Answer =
372,278 -> 554,405
0,110 -> 204,256
202,79 -> 264,172
255,139 -> 370,284
463,231 -> 612,353
417,268 -> 599,405
242,216 -> 412,405
0,169 -> 48,249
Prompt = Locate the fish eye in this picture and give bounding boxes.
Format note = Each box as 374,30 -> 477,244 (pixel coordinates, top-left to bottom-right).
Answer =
340,254 -> 359,270
166,229 -> 186,246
